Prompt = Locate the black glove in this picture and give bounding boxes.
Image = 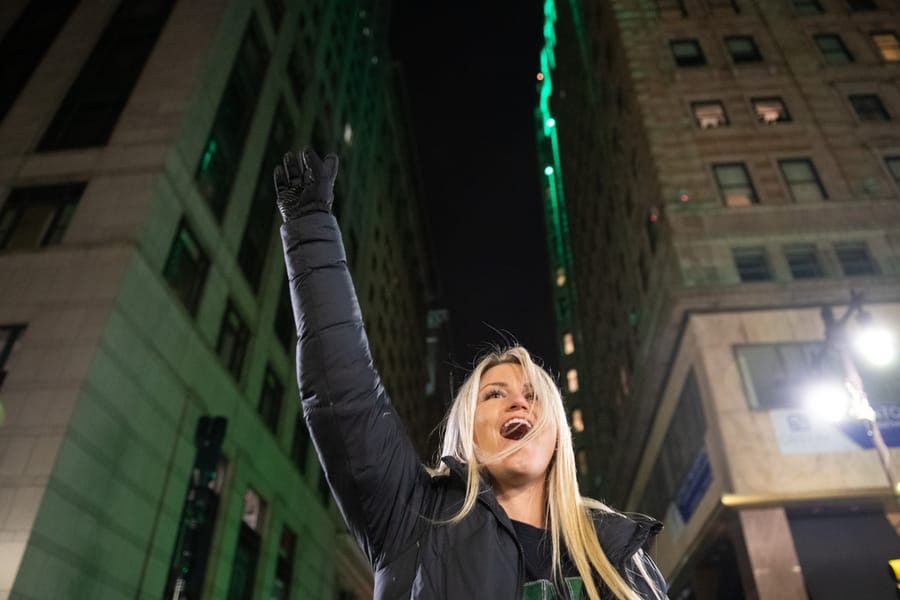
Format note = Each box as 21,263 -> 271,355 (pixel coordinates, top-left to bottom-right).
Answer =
273,148 -> 340,222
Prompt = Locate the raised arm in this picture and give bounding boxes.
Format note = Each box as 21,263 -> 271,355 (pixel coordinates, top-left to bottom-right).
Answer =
275,149 -> 428,567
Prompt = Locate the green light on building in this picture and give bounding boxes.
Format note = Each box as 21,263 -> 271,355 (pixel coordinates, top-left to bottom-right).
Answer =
200,139 -> 218,172
546,117 -> 556,129
545,166 -> 554,176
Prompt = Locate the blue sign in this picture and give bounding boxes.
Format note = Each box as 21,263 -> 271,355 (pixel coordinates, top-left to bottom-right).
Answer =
836,404 -> 900,449
674,448 -> 712,523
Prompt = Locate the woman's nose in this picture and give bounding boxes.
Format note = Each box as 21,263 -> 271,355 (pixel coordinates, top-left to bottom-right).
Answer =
507,393 -> 529,411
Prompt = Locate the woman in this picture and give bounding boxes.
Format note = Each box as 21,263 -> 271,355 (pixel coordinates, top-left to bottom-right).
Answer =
275,149 -> 667,599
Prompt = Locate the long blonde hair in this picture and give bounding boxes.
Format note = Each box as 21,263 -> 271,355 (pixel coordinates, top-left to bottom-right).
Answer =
431,346 -> 663,600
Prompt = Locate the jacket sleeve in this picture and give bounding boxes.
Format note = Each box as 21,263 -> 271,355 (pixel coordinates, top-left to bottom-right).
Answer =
281,212 -> 428,567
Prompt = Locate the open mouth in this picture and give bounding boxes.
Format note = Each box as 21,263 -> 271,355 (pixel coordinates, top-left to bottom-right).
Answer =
500,418 -> 533,441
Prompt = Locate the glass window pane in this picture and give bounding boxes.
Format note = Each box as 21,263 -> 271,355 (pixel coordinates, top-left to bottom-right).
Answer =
834,241 -> 877,276
815,34 -> 854,64
0,183 -> 84,250
885,156 -> 900,186
692,101 -> 728,128
37,0 -> 176,150
872,32 -> 900,61
753,97 -> 790,123
716,165 -> 748,185
195,17 -> 271,218
733,247 -> 772,281
780,159 -> 826,202
163,220 -> 210,315
784,244 -> 823,278
671,39 -> 706,66
792,0 -> 823,14
726,36 -> 761,62
736,343 -> 832,410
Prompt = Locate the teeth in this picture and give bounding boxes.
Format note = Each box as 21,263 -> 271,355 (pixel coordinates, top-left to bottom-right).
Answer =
500,418 -> 533,440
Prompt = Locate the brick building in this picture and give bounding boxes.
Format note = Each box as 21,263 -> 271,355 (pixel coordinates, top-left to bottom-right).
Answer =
536,0 -> 900,597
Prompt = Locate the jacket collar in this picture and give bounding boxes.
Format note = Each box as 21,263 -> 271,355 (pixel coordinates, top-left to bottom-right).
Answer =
592,510 -> 663,566
440,457 -> 662,564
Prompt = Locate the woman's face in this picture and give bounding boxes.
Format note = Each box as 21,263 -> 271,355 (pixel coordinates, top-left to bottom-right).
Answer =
473,363 -> 558,487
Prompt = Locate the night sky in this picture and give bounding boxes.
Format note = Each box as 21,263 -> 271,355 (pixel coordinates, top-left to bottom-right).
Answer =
389,1 -> 559,377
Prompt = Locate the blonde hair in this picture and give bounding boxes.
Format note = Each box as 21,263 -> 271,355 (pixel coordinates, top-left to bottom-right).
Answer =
430,346 -> 662,600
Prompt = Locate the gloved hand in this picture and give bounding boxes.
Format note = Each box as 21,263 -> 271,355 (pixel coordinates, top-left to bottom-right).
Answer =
273,148 -> 340,222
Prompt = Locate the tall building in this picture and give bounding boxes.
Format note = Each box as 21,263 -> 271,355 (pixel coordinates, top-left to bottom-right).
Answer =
0,0 -> 440,598
537,0 -> 900,597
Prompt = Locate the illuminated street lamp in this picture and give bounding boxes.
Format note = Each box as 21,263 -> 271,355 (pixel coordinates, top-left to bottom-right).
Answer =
808,291 -> 900,500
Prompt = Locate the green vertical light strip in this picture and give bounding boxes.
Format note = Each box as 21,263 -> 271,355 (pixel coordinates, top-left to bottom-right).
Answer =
538,0 -> 575,299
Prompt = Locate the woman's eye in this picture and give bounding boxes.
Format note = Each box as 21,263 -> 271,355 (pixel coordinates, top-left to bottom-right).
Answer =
524,393 -> 535,402
485,390 -> 503,400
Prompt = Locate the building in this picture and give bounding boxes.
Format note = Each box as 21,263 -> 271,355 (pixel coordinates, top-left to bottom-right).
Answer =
0,0 -> 440,598
537,0 -> 900,597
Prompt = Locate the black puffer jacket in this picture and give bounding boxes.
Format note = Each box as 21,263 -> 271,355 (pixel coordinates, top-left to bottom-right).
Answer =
281,213 -> 667,599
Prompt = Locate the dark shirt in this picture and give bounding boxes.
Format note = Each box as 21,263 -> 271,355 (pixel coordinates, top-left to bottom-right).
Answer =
512,519 -> 580,597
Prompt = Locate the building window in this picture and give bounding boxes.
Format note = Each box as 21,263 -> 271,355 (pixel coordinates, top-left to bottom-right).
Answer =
195,16 -> 270,218
725,35 -> 762,63
217,301 -> 250,380
0,324 -> 26,388
846,0 -> 877,10
227,490 -> 265,600
563,333 -> 575,355
163,220 -> 210,316
164,420 -> 227,598
271,527 -> 296,600
849,94 -> 890,121
640,371 -> 707,522
258,367 -> 284,435
884,156 -> 900,188
733,247 -> 772,281
0,0 -> 79,123
871,32 -> 900,61
566,369 -> 579,393
290,412 -> 310,471
713,162 -> 759,206
814,34 -> 854,65
734,341 -> 900,411
736,343 -> 832,410
784,244 -> 824,279
834,241 -> 878,276
0,183 -> 84,250
238,99 -> 294,292
572,408 -> 585,432
691,100 -> 728,128
751,97 -> 791,124
670,39 -> 706,66
792,0 -> 823,14
779,159 -> 827,202
37,0 -> 176,150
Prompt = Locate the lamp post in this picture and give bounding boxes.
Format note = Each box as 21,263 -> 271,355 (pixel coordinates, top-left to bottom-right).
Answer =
815,290 -> 899,501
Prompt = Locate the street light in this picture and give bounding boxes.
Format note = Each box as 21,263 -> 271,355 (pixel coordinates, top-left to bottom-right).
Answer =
808,291 -> 900,500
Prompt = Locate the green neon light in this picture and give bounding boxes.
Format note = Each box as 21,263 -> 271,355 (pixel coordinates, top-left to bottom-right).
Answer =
200,139 -> 218,172
538,0 -> 557,138
536,0 -> 582,355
